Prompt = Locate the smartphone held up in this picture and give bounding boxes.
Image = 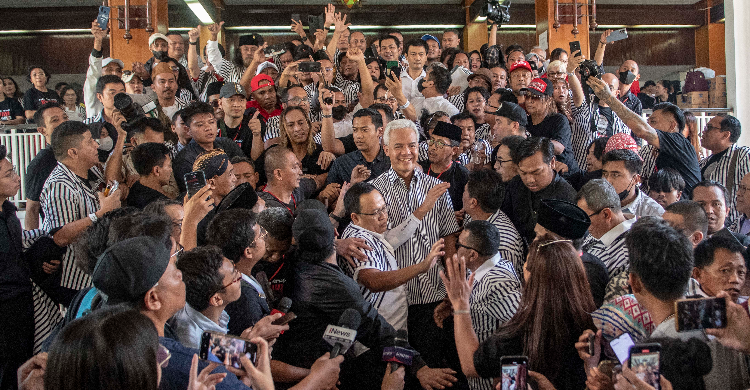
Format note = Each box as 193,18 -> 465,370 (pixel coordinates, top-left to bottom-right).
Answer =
200,331 -> 257,369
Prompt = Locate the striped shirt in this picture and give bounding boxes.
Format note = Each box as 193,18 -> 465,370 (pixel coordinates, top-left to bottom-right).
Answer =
466,210 -> 526,277
571,100 -> 630,171
448,94 -> 465,113
372,168 -> 460,305
304,82 -> 322,123
334,72 -> 360,104
205,40 -> 244,83
418,139 -> 492,165
469,253 -> 522,390
40,162 -> 104,290
639,145 -> 659,191
582,217 -> 634,278
699,144 -> 750,232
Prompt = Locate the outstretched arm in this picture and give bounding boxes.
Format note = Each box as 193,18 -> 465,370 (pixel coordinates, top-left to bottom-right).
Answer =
587,77 -> 660,148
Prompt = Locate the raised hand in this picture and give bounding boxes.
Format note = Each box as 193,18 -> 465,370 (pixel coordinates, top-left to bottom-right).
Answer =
248,111 -> 262,137
346,47 -> 365,62
188,25 -> 201,43
291,19 -> 306,37
324,4 -> 336,28
207,21 -> 224,40
91,20 -> 108,41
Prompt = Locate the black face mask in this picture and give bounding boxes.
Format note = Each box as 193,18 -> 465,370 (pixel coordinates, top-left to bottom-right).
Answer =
618,71 -> 636,85
332,105 -> 348,120
618,176 -> 636,201
153,50 -> 169,61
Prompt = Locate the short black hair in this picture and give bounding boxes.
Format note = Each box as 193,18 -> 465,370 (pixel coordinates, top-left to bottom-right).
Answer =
369,103 -> 395,123
258,207 -> 294,241
716,114 -> 742,143
379,34 -> 399,47
550,48 -> 568,61
428,63 -> 452,95
694,234 -> 746,269
404,39 -> 428,54
131,142 -> 170,176
512,136 -> 554,165
588,136 -> 610,161
463,220 -> 500,257
74,207 -> 141,275
181,101 -> 214,126
95,75 -> 125,95
602,149 -> 643,176
165,31 -> 183,38
143,199 -> 183,216
33,101 -> 63,128
51,121 -> 90,160
648,168 -> 685,194
451,110 -> 477,129
626,217 -> 694,302
345,182 -> 379,216
125,117 -> 165,141
54,82 -> 69,91
653,102 -> 686,133
177,245 -> 226,312
467,169 -> 504,213
207,209 -> 258,263
463,86 -> 490,105
171,109 -> 185,124
500,135 -> 526,153
107,212 -> 173,252
694,179 -> 729,205
230,156 -> 254,168
504,44 -> 524,57
664,200 -> 708,238
26,65 -> 50,83
352,108 -> 383,129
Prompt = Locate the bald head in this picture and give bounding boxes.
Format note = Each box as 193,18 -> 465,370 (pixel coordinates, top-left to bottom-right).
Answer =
601,73 -> 620,95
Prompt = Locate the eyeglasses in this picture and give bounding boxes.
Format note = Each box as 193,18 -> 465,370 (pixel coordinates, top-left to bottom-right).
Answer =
359,205 -> 388,217
495,158 -> 513,165
287,97 -> 307,105
587,208 -> 606,218
170,66 -> 180,72
376,96 -> 398,103
122,70 -> 133,76
171,243 -> 184,259
211,267 -> 242,296
427,139 -> 451,148
250,226 -> 269,247
703,124 -> 722,133
455,241 -> 479,252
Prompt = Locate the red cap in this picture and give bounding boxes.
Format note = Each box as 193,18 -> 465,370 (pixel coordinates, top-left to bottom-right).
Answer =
522,78 -> 553,97
251,74 -> 275,92
509,61 -> 533,74
604,133 -> 642,159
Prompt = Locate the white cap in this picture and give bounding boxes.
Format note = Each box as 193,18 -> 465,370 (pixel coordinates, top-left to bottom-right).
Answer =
148,33 -> 169,47
102,57 -> 124,69
256,61 -> 279,76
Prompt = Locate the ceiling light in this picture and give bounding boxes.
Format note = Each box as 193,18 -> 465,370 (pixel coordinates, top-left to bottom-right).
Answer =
184,0 -> 214,24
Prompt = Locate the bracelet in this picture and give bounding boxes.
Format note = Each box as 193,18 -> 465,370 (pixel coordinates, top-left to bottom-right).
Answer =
189,41 -> 198,46
453,309 -> 470,315
398,100 -> 410,110
599,41 -> 607,45
322,113 -> 333,118
88,213 -> 98,223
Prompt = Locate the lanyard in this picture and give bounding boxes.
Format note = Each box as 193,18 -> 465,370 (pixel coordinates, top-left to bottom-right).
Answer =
219,121 -> 241,142
262,189 -> 296,216
428,161 -> 452,180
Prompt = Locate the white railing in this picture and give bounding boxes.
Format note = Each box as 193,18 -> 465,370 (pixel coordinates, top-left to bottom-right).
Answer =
0,126 -> 46,208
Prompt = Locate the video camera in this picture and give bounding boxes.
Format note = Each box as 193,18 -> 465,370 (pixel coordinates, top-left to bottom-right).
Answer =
578,59 -> 601,82
481,0 -> 511,26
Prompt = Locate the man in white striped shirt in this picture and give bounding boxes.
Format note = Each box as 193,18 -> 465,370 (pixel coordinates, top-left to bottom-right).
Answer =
699,114 -> 750,232
371,119 -> 460,368
441,220 -> 521,390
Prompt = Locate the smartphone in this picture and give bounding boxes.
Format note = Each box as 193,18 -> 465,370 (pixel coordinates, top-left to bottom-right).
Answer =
675,296 -> 727,332
104,180 -> 119,197
610,332 -> 635,365
97,6 -> 110,31
291,13 -> 301,24
597,360 -> 617,379
298,61 -> 321,73
264,43 -> 286,58
500,356 -> 528,390
587,333 -> 596,356
606,28 -> 628,43
200,331 -> 257,369
271,312 -> 297,326
184,171 -> 207,199
308,14 -> 325,34
629,343 -> 661,390
385,60 -> 401,79
569,41 -> 581,57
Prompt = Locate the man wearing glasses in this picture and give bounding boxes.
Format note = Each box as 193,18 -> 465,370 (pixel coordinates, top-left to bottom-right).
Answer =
699,114 -> 750,232
419,122 -> 469,210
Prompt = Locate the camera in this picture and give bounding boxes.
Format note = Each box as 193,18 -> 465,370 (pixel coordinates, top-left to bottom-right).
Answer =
578,59 -> 601,81
481,0 -> 511,25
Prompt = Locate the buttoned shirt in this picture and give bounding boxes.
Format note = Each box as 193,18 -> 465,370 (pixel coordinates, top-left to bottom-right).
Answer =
412,96 -> 460,118
622,187 -> 664,218
169,303 -> 230,349
582,217 -> 635,278
571,99 -> 630,170
467,210 -> 526,276
326,147 -> 391,185
700,144 -> 750,232
401,68 -> 426,103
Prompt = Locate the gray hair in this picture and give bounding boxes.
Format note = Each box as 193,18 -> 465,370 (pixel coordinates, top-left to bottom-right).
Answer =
576,178 -> 622,213
383,119 -> 419,146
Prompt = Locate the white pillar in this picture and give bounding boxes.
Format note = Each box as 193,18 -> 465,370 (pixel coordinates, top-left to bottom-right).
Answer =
726,0 -> 750,147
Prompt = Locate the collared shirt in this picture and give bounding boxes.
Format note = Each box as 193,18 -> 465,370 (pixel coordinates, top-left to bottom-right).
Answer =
169,303 -> 230,350
571,99 -> 630,170
326,147 -> 391,185
622,187 -> 664,218
206,40 -> 243,83
619,89 -> 642,116
339,224 -> 408,331
334,72 -> 361,104
371,168 -> 460,305
467,210 -> 526,276
412,96 -> 460,118
401,68 -> 426,103
700,144 -> 750,232
40,162 -> 104,290
582,217 -> 635,278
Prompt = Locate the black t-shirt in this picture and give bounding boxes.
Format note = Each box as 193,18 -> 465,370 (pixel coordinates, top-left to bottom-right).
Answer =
252,258 -> 293,309
24,147 -> 58,202
125,181 -> 169,209
655,129 -> 701,195
300,145 -> 330,176
338,134 -> 357,155
23,88 -> 60,113
526,113 -> 579,173
0,98 -> 24,121
218,109 -> 267,158
419,160 -> 469,211
593,106 -> 615,136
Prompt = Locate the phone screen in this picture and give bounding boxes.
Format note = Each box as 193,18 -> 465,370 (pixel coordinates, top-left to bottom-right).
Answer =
610,333 -> 635,364
97,6 -> 110,30
184,171 -> 206,199
500,359 -> 527,390
200,332 -> 257,369
676,297 -> 727,331
629,349 -> 660,390
385,61 -> 401,78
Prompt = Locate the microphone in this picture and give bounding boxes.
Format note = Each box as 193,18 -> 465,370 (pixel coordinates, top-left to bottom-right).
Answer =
382,329 -> 415,371
255,271 -> 275,304
271,297 -> 292,316
324,309 -> 361,359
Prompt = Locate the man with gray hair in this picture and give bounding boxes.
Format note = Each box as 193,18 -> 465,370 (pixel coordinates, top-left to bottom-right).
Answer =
371,118 -> 461,374
577,178 -> 634,301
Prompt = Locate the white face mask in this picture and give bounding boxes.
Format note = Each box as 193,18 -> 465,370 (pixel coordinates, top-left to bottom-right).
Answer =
98,136 -> 113,151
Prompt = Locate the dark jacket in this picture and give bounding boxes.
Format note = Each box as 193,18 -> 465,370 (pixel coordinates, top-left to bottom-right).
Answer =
172,137 -> 245,193
0,201 -> 32,300
226,279 -> 271,336
275,261 -> 426,374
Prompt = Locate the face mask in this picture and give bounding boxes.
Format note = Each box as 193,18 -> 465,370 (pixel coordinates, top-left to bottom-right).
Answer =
98,136 -> 113,151
152,50 -> 169,61
417,78 -> 428,93
618,176 -> 636,201
332,105 -> 348,120
618,71 -> 636,85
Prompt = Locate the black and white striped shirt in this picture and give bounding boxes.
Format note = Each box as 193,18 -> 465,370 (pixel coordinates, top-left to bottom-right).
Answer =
40,162 -> 104,290
582,218 -> 634,278
639,145 -> 659,192
571,100 -> 630,171
371,168 -> 460,305
334,72 -> 360,104
467,210 -> 526,277
205,40 -> 243,83
469,254 -> 522,390
699,144 -> 750,232
448,94 -> 465,113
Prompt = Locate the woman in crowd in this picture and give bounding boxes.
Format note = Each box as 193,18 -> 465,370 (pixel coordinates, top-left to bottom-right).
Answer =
279,106 -> 333,179
450,233 -> 596,390
682,111 -> 705,160
0,77 -> 25,125
23,66 -> 60,120
552,78 -> 573,123
468,50 -> 482,73
440,47 -> 460,69
58,85 -> 86,122
567,137 -> 609,190
3,77 -> 24,107
463,87 -> 491,140
647,167 -> 685,209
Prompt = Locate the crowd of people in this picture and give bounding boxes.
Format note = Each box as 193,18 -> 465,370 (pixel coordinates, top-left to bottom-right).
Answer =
2,4 -> 750,390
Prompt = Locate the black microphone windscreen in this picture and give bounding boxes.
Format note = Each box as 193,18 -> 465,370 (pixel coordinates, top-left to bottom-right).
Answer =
338,308 -> 361,331
113,92 -> 132,110
278,297 -> 292,313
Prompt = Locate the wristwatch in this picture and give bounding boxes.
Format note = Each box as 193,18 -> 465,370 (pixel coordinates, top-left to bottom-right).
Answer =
189,41 -> 198,46
88,212 -> 98,223
300,35 -> 308,42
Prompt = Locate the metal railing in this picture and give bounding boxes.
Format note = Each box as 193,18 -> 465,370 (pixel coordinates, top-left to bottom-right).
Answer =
0,126 -> 46,208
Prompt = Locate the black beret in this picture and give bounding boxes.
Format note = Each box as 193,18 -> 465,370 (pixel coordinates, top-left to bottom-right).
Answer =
432,121 -> 462,143
537,199 -> 591,240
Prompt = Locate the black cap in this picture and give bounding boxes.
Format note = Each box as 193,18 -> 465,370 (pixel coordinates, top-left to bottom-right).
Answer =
217,182 -> 259,213
239,33 -> 264,47
489,101 -> 528,127
92,236 -> 171,305
293,209 -> 335,258
537,199 -> 591,240
432,121 -> 462,143
205,81 -> 225,97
